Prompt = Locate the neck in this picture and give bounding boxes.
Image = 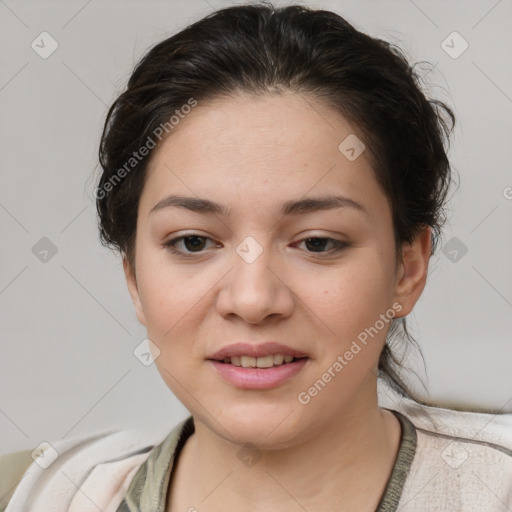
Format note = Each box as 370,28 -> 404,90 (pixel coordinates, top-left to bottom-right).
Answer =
168,378 -> 402,512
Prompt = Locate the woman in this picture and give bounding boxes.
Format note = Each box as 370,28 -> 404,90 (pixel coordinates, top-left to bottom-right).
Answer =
2,3 -> 511,511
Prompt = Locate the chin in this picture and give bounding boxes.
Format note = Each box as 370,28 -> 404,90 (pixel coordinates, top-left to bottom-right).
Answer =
211,404 -> 307,449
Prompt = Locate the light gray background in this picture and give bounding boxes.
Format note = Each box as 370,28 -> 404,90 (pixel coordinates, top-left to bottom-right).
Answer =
1,0 -> 511,455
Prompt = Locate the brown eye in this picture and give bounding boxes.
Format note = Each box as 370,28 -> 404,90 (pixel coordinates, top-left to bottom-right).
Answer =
163,234 -> 216,255
299,237 -> 347,254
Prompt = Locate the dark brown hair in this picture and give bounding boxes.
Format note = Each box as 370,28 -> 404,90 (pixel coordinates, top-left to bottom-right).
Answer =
96,2 -> 456,404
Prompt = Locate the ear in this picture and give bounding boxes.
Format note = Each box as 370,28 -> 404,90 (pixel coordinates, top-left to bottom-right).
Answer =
123,255 -> 147,326
392,225 -> 432,317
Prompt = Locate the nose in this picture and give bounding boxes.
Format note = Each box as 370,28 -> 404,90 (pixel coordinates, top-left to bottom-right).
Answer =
215,239 -> 294,324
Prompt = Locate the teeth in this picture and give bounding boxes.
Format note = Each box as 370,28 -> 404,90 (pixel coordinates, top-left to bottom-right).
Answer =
256,355 -> 274,368
273,354 -> 284,365
240,356 -> 256,368
223,354 -> 300,367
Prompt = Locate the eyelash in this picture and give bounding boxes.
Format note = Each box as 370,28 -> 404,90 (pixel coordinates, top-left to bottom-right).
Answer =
162,234 -> 348,258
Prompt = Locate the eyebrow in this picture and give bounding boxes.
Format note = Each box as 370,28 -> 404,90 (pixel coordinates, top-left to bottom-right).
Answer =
149,194 -> 367,217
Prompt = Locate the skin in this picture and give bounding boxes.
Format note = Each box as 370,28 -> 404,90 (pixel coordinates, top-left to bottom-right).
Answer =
123,92 -> 431,512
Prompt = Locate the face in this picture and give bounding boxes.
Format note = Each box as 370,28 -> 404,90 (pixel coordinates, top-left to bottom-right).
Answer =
124,92 -> 430,449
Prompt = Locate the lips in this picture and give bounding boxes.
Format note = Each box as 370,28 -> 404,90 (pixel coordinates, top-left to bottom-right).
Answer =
207,341 -> 309,361
209,357 -> 309,389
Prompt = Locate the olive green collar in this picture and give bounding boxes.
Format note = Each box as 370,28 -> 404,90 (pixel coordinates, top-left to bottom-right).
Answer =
116,409 -> 417,512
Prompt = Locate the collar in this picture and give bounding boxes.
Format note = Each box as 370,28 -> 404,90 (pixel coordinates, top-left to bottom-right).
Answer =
116,409 -> 416,512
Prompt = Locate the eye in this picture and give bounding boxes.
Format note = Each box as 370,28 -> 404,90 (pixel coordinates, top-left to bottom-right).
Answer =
295,237 -> 347,254
163,234 -> 348,258
163,234 -> 217,255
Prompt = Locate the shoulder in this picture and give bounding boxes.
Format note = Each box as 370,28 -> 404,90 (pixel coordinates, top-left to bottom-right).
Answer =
116,415 -> 195,510
391,397 -> 512,511
0,425 -> 171,512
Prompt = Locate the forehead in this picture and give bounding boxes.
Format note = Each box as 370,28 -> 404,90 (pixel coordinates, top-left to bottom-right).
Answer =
153,92 -> 363,161
141,92 -> 388,220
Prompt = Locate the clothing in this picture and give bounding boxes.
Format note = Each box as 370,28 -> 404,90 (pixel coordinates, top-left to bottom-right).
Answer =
2,397 -> 511,511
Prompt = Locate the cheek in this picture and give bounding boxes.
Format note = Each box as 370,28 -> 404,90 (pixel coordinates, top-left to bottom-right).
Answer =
301,257 -> 394,338
135,254 -> 214,355
295,264 -> 393,409
136,266 -> 208,400
135,242 -> 190,326
297,256 -> 396,395
139,275 -> 199,336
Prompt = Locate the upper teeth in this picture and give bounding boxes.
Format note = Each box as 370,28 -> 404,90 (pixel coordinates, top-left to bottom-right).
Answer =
223,355 -> 296,368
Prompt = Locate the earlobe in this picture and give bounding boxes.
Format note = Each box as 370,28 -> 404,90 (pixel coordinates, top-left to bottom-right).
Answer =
122,256 -> 147,326
393,226 -> 432,317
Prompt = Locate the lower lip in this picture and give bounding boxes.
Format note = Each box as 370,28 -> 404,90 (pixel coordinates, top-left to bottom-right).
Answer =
209,358 -> 309,390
